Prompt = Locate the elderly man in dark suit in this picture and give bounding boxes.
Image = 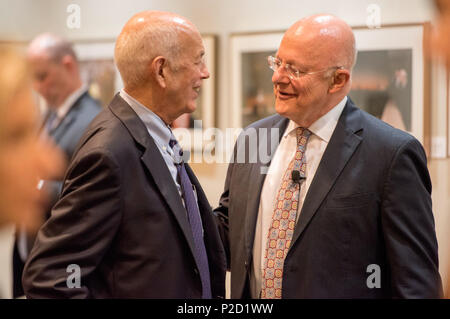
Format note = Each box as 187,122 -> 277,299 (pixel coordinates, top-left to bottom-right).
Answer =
215,14 -> 442,299
22,11 -> 226,298
13,34 -> 101,297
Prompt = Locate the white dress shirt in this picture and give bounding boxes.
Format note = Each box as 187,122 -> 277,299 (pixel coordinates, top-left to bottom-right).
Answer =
250,96 -> 347,298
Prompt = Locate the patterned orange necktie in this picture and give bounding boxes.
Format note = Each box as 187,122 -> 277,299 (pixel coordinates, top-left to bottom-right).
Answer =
261,127 -> 311,299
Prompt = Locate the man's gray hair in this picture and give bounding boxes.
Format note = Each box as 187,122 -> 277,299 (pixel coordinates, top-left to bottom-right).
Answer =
28,33 -> 78,63
114,19 -> 183,90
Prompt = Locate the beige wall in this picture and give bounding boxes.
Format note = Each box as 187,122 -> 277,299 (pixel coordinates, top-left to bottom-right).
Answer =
0,0 -> 448,296
429,159 -> 450,289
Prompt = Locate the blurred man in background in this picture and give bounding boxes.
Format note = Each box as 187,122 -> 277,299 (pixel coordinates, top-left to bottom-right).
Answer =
13,34 -> 101,297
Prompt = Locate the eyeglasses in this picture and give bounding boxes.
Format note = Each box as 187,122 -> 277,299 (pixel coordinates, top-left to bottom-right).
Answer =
267,55 -> 343,80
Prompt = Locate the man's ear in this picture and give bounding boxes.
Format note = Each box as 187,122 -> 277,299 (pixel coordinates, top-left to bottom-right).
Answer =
328,69 -> 350,93
151,56 -> 167,88
61,55 -> 76,72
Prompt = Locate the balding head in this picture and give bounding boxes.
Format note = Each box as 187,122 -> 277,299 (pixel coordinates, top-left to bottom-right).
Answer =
114,11 -> 209,124
27,33 -> 78,64
115,11 -> 201,90
284,14 -> 356,71
272,14 -> 355,127
26,33 -> 82,108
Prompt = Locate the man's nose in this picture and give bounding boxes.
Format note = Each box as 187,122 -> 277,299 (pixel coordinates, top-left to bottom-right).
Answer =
201,64 -> 210,79
272,67 -> 290,84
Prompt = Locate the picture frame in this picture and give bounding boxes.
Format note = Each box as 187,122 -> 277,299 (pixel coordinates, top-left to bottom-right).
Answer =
350,23 -> 431,155
73,40 -> 123,108
75,35 -> 216,126
230,31 -> 284,129
230,24 -> 431,155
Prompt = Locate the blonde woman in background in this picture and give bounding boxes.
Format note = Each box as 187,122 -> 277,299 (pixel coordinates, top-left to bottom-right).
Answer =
0,45 -> 65,233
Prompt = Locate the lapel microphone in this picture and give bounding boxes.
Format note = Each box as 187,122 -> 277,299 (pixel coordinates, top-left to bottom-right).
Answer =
291,170 -> 305,184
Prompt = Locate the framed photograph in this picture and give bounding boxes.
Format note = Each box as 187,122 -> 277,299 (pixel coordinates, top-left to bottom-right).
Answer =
172,34 -> 216,130
74,40 -> 123,108
230,31 -> 284,128
230,25 -> 432,155
350,23 -> 431,153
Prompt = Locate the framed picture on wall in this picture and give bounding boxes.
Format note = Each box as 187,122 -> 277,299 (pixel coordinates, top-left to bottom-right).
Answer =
230,31 -> 284,129
230,25 -> 432,155
350,23 -> 431,154
172,34 -> 216,130
73,40 -> 123,108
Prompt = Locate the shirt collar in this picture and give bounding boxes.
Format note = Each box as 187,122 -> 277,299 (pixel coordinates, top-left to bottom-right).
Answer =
119,89 -> 172,148
283,96 -> 347,143
56,84 -> 88,120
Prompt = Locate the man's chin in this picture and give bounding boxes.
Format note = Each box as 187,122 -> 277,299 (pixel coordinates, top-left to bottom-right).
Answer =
275,101 -> 291,117
185,103 -> 197,114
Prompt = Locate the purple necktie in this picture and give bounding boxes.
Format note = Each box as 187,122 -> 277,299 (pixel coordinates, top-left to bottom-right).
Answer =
169,138 -> 212,299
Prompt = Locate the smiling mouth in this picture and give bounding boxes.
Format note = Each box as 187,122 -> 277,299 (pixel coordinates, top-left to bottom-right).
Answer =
277,91 -> 296,99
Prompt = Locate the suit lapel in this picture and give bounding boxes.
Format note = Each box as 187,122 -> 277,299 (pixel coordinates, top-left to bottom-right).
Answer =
290,101 -> 363,249
48,92 -> 88,142
50,110 -> 75,142
244,116 -> 289,260
108,94 -> 197,257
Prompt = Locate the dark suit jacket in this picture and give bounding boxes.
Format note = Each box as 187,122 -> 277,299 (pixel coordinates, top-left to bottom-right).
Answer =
43,91 -> 102,209
22,94 -> 226,298
13,91 -> 101,297
215,98 -> 442,298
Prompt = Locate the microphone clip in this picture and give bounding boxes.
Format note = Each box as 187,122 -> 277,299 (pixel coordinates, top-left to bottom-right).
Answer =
291,170 -> 305,184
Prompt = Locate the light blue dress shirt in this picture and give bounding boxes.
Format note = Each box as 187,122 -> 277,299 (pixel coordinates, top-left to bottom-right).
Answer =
119,89 -> 182,196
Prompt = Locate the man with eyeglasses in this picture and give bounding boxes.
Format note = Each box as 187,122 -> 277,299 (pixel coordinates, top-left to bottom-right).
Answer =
215,14 -> 442,298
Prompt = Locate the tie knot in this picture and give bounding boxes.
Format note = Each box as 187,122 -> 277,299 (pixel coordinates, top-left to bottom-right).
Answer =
296,127 -> 311,146
169,138 -> 185,164
45,111 -> 58,132
169,139 -> 178,149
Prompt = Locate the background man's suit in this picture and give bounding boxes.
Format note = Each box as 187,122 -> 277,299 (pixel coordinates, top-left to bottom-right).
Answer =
215,98 -> 442,298
22,94 -> 226,298
40,91 -> 102,210
13,91 -> 101,297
